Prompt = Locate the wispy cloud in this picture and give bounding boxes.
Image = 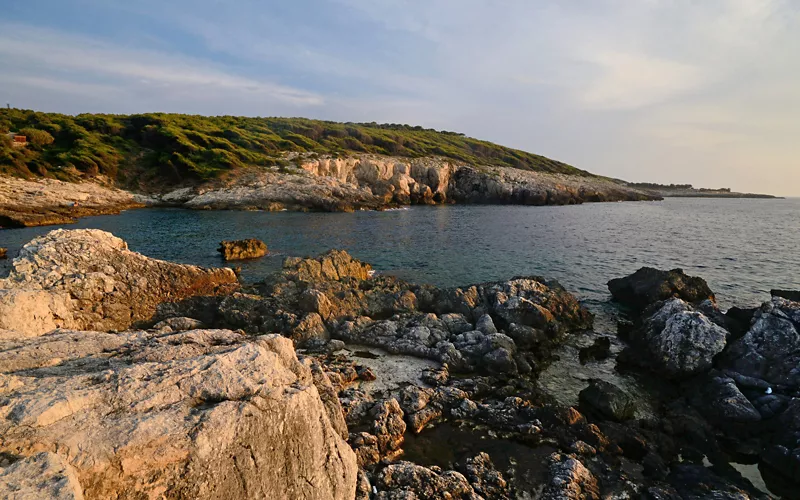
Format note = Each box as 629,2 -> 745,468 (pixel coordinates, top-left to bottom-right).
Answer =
0,23 -> 323,107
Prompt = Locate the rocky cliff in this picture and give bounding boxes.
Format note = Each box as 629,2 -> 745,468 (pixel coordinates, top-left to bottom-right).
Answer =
164,154 -> 659,212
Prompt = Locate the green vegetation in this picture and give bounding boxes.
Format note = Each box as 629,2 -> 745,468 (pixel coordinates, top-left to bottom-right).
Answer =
0,109 -> 591,186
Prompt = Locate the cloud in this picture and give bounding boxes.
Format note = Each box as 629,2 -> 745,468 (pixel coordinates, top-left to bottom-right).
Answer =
0,23 -> 323,108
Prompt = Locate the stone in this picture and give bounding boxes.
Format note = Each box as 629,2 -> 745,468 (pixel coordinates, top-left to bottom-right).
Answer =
687,372 -> 761,423
0,247 -> 6,259
217,238 -> 268,260
152,316 -> 206,332
0,330 -> 357,499
376,462 -> 477,499
542,453 -> 600,500
608,267 -> 715,310
721,297 -> 800,388
579,380 -> 636,422
0,452 -> 85,500
0,229 -> 238,338
632,299 -> 728,378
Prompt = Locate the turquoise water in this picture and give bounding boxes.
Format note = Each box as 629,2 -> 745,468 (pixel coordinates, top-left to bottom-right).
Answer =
2,198 -> 799,318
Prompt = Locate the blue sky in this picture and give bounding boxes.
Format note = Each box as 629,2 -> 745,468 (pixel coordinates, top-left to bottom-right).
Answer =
2,0 -> 799,195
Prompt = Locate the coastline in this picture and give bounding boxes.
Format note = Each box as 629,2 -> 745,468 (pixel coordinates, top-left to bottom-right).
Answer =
0,156 -> 662,228
0,228 -> 796,497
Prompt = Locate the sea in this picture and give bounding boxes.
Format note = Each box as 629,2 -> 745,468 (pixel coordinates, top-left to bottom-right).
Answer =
3,197 -> 799,321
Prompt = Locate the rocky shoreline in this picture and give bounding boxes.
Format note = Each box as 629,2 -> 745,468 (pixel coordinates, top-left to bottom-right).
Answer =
0,155 -> 660,227
0,230 -> 796,498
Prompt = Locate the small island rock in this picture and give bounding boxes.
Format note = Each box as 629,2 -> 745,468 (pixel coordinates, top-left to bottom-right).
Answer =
218,238 -> 268,260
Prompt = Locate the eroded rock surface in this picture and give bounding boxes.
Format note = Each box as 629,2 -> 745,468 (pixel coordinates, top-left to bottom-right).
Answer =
0,229 -> 238,337
0,330 -> 357,499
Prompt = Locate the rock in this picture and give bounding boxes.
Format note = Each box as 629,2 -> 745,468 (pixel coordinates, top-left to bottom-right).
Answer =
152,316 -> 206,332
475,314 -> 498,334
608,267 -> 715,310
579,380 -> 636,422
541,453 -> 599,500
0,452 -> 85,500
687,371 -> 761,424
0,176 -> 143,228
721,297 -> 800,388
630,299 -> 727,378
0,247 -> 6,259
0,229 -> 238,338
457,453 -> 512,499
578,336 -> 611,364
376,462 -> 477,499
217,238 -> 268,260
772,289 -> 800,302
371,399 -> 407,456
0,330 -> 357,499
725,306 -> 757,339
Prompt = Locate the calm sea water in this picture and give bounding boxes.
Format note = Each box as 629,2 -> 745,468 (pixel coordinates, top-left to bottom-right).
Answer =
2,198 -> 799,328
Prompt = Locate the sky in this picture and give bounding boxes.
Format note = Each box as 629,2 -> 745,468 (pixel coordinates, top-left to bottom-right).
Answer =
1,1 -> 799,196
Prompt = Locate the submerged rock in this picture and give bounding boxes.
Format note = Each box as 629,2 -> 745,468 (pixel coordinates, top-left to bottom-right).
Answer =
608,267 -> 715,310
579,380 -> 636,422
0,330 -> 357,499
0,229 -> 238,338
217,238 -> 268,260
0,247 -> 6,259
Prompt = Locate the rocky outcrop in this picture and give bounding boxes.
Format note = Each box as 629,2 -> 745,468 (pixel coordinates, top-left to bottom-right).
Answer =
0,176 -> 144,228
0,330 -> 357,499
156,154 -> 659,213
218,238 -> 268,260
608,267 -> 715,310
155,250 -> 592,375
0,229 -> 238,338
622,299 -> 727,378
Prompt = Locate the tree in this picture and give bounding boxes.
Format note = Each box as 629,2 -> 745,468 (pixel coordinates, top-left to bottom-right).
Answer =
19,127 -> 55,147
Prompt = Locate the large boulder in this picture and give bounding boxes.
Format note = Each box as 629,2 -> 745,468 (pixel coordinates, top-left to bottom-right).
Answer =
0,229 -> 238,338
0,330 -> 357,499
625,299 -> 727,378
721,297 -> 800,388
608,267 -> 715,311
217,238 -> 268,260
579,380 -> 636,422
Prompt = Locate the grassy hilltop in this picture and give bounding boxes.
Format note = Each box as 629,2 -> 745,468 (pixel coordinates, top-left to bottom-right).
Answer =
0,109 -> 591,187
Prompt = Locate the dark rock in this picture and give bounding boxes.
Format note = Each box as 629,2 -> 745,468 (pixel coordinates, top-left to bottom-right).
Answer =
725,306 -> 758,339
217,238 -> 267,260
579,336 -> 611,364
772,289 -> 800,302
608,267 -> 715,310
666,464 -> 760,499
688,371 -> 761,424
579,380 -> 636,421
721,297 -> 800,388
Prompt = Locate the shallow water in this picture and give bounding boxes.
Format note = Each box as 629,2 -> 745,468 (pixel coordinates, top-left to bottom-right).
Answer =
3,198 -> 798,317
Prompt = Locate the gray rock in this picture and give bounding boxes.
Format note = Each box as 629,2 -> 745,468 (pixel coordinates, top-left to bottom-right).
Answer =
542,453 -> 600,500
635,299 -> 728,378
688,372 -> 761,423
579,379 -> 636,421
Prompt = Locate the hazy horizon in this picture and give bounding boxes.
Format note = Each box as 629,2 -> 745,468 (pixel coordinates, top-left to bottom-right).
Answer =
2,1 -> 798,196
